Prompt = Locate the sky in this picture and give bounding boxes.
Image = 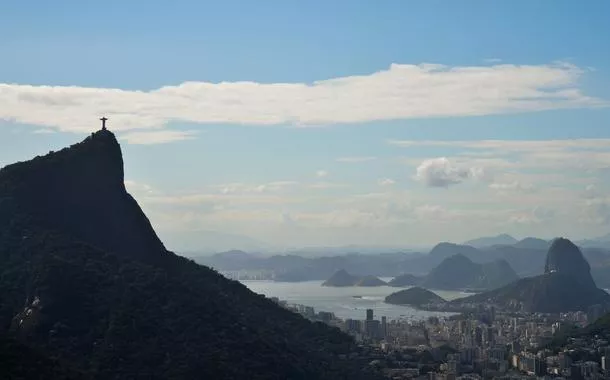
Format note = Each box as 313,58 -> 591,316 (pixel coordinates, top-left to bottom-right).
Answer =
1,1 -> 610,251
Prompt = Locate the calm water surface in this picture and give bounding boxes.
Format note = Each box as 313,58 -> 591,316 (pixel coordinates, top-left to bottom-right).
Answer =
241,279 -> 473,321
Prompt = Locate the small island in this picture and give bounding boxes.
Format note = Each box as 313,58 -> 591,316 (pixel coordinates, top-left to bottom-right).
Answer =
322,269 -> 387,287
384,287 -> 446,307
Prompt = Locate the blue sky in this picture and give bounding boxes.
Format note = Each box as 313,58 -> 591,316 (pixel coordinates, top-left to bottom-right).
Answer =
1,1 -> 610,251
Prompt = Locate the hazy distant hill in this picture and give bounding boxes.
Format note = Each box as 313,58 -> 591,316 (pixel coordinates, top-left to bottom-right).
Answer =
513,237 -> 550,250
194,237 -> 610,287
427,242 -> 482,261
421,254 -> 518,291
197,251 -> 420,280
464,234 -> 518,247
454,238 -> 610,312
0,130 -> 380,379
577,233 -> 610,249
322,270 -> 386,287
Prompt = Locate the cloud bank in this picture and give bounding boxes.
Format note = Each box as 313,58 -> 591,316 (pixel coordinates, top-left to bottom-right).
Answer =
0,62 -> 604,141
415,157 -> 487,187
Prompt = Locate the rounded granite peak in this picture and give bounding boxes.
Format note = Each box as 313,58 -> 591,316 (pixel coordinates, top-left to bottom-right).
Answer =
545,237 -> 596,288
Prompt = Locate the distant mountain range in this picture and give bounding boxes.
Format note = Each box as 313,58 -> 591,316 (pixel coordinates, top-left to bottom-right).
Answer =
171,230 -> 271,254
464,233 -> 610,250
421,254 -> 518,291
197,236 -> 610,289
452,238 -> 610,312
385,254 -> 518,292
577,233 -> 610,249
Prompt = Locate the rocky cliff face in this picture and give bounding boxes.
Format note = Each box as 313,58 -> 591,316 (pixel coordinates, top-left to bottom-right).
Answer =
545,237 -> 596,288
0,129 -> 166,263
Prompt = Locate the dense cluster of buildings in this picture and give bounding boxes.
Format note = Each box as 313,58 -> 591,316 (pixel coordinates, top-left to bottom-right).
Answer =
269,295 -> 610,380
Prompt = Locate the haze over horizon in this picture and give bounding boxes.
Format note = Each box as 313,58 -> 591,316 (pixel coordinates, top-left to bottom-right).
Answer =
2,1 -> 610,250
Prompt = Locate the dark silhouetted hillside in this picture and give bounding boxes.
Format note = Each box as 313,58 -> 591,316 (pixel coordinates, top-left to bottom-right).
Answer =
0,130 -> 381,380
385,287 -> 446,307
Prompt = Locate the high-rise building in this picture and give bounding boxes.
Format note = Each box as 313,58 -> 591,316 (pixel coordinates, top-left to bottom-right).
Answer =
366,309 -> 374,321
381,316 -> 387,338
474,326 -> 484,347
365,319 -> 381,338
489,306 -> 496,322
345,319 -> 362,333
460,347 -> 476,364
486,326 -> 495,346
558,352 -> 572,370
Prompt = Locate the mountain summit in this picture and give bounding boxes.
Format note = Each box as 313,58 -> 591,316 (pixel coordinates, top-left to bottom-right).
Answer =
0,129 -> 165,263
454,237 -> 610,313
545,237 -> 597,288
0,130 -> 379,379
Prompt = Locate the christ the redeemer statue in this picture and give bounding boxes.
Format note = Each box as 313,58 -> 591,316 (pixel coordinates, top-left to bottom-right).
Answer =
100,117 -> 108,130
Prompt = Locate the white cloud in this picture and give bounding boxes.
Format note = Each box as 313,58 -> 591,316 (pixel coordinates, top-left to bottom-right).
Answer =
414,157 -> 487,187
414,204 -> 453,221
308,182 -> 344,189
316,170 -> 328,178
124,180 -> 155,195
583,200 -> 610,225
213,181 -> 298,194
336,156 -> 377,163
32,128 -> 56,134
392,138 -> 610,173
120,130 -> 197,145
0,62 -> 604,135
388,138 -> 610,152
489,181 -> 534,193
509,206 -> 556,225
378,178 -> 396,186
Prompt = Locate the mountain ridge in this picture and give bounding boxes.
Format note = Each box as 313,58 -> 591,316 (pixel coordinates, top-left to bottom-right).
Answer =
463,234 -> 518,247
452,238 -> 610,312
0,129 -> 380,379
422,254 -> 519,291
